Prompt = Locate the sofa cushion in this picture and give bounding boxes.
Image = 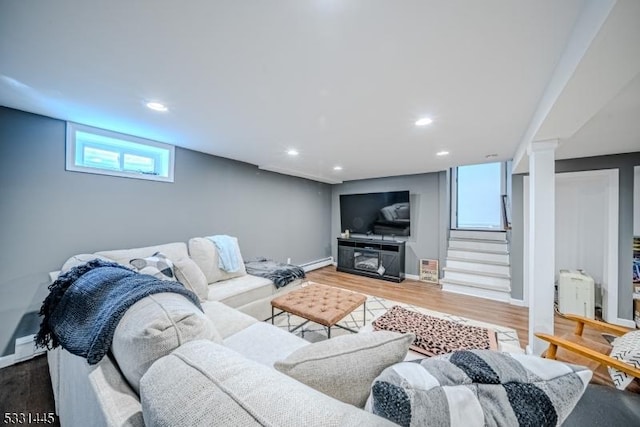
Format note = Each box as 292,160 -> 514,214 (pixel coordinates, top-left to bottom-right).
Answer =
188,237 -> 246,283
224,322 -> 309,367
61,254 -> 114,273
173,257 -> 209,301
274,331 -> 414,408
366,350 -> 592,427
129,252 -> 175,280
112,293 -> 221,394
96,242 -> 188,266
200,301 -> 258,339
206,274 -> 273,308
139,340 -> 396,427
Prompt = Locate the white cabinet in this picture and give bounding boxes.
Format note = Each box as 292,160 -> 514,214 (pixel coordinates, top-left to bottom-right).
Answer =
558,270 -> 595,318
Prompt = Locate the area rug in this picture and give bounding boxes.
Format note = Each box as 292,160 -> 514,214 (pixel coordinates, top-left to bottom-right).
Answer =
372,305 -> 498,356
270,294 -> 523,353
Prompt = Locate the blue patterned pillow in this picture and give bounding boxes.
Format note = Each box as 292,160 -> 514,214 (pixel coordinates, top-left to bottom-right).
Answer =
365,350 -> 592,427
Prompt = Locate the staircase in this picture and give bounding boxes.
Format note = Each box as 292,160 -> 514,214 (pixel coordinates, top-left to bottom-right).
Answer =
441,230 -> 511,302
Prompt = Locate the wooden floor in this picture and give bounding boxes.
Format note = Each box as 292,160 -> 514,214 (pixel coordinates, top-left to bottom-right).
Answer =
0,354 -> 59,426
307,266 -> 608,348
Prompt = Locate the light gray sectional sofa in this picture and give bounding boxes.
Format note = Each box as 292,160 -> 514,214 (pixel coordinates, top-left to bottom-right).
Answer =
47,239 -> 403,426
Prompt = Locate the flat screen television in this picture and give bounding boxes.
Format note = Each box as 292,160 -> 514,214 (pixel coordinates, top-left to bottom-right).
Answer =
340,190 -> 410,237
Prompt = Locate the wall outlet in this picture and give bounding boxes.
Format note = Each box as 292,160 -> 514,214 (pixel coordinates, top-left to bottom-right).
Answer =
287,257 -> 291,264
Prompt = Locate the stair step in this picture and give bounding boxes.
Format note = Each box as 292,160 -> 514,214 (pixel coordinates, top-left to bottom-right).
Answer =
447,249 -> 510,264
446,256 -> 509,267
443,267 -> 510,280
449,237 -> 508,244
440,279 -> 511,302
447,247 -> 509,255
448,239 -> 509,252
450,230 -> 508,241
445,260 -> 509,276
440,278 -> 511,293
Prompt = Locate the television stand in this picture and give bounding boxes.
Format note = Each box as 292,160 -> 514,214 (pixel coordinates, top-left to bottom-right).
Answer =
336,237 -> 405,282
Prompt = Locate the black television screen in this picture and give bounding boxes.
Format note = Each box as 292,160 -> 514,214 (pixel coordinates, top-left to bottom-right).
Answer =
340,191 -> 410,236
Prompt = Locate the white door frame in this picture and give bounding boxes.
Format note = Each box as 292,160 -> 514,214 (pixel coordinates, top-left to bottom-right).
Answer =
523,169 -> 628,326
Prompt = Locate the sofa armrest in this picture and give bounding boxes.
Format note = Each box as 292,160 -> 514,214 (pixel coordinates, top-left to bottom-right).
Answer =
535,333 -> 640,378
88,356 -> 144,427
562,314 -> 632,337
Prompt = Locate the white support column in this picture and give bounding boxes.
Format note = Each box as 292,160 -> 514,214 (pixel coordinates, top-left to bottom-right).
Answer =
527,139 -> 558,355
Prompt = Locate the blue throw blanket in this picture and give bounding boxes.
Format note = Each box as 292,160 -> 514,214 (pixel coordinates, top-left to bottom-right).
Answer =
35,259 -> 201,365
207,235 -> 241,273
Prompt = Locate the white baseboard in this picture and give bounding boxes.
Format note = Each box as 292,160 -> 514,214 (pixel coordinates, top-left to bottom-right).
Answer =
0,334 -> 47,369
300,257 -> 334,272
0,353 -> 16,369
405,273 -> 420,281
509,298 -> 527,307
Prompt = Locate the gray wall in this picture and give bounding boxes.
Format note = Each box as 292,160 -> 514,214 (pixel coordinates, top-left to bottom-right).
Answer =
0,107 -> 332,356
511,152 -> 640,319
510,174 -> 525,301
331,171 -> 448,276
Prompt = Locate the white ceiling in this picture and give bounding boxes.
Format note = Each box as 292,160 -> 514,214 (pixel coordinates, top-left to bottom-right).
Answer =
1,0 -> 638,183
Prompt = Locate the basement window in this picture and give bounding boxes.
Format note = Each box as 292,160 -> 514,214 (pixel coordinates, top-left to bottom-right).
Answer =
451,161 -> 508,230
66,123 -> 174,182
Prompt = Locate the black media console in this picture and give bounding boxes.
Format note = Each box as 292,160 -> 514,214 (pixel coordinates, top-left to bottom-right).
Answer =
336,237 -> 405,283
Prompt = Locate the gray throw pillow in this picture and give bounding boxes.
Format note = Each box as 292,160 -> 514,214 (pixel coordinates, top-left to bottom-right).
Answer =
130,252 -> 175,280
274,331 -> 414,408
366,350 -> 592,427
173,257 -> 209,301
112,293 -> 221,393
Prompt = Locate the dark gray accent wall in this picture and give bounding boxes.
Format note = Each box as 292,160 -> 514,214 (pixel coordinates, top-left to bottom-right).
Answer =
331,171 -> 447,277
0,107 -> 331,356
511,152 -> 640,319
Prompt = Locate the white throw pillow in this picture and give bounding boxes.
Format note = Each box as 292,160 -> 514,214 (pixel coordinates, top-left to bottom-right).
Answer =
173,257 -> 209,301
274,331 -> 414,408
111,293 -> 221,394
188,237 -> 246,284
608,330 -> 640,390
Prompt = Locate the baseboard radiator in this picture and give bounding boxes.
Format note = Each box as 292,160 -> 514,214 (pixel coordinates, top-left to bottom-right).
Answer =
299,257 -> 334,272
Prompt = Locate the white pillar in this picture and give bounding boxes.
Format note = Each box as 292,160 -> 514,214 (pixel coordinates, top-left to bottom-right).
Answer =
527,139 -> 558,355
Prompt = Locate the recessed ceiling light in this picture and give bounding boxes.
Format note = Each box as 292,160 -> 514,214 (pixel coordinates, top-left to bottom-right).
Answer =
287,149 -> 299,156
333,166 -> 343,171
146,101 -> 168,112
415,117 -> 433,126
436,151 -> 449,156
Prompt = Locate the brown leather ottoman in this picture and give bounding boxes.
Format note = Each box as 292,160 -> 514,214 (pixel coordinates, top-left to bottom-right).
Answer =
271,282 -> 367,338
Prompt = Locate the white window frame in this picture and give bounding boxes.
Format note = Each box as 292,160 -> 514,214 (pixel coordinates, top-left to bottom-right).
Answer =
450,161 -> 508,230
66,122 -> 175,183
